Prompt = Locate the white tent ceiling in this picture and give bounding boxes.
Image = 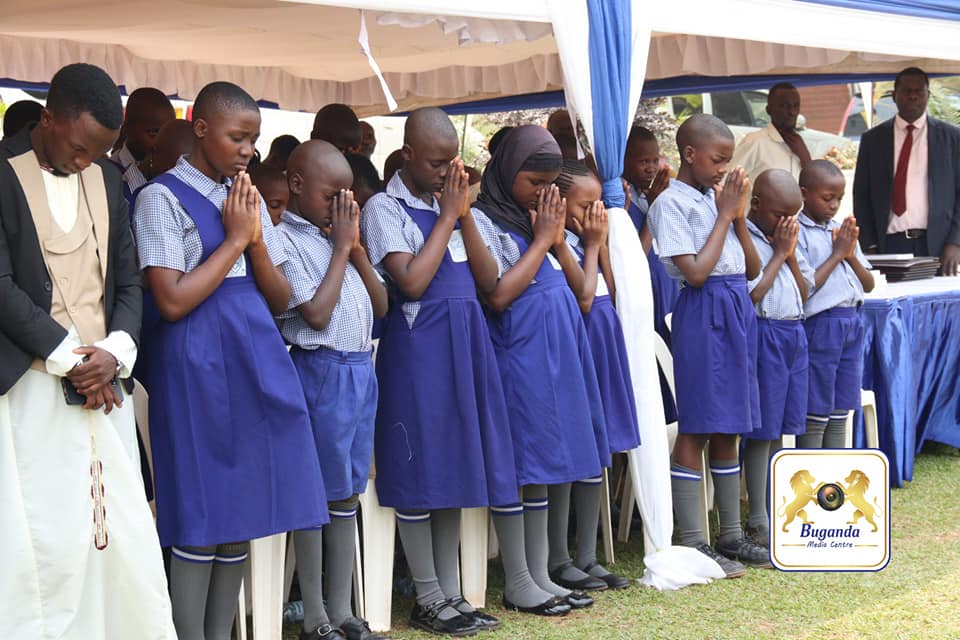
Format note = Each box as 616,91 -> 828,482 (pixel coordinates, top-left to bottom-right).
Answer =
2,0 -> 960,115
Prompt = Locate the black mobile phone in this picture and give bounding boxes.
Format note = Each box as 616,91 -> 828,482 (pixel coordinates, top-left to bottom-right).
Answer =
61,376 -> 123,406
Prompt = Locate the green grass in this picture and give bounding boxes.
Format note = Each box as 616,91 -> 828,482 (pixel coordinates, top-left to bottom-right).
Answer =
281,447 -> 960,640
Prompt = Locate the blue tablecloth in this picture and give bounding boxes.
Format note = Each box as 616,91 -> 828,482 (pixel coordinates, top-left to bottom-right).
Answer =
860,278 -> 960,487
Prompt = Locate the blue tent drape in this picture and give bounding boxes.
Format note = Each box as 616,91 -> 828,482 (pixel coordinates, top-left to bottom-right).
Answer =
586,0 -> 631,208
798,0 -> 960,21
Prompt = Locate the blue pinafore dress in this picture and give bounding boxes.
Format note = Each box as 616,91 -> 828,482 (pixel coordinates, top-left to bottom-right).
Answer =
374,202 -> 519,511
485,232 -> 608,487
147,173 -> 328,547
570,246 -> 641,454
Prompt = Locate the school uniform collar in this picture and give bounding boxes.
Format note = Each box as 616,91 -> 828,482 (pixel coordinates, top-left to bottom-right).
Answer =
173,155 -> 233,198
746,218 -> 771,244
798,211 -> 830,230
385,170 -> 440,213
670,178 -> 713,202
280,209 -> 331,239
564,228 -> 584,253
112,145 -> 136,171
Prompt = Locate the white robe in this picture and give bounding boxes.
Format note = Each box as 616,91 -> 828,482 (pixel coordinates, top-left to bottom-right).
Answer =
0,370 -> 177,639
0,160 -> 176,639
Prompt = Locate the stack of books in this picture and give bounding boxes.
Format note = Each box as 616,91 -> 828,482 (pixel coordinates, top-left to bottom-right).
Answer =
867,254 -> 941,282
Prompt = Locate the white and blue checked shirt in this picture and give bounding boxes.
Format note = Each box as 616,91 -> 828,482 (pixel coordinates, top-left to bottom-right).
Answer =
647,180 -> 747,282
470,207 -> 563,280
363,171 -> 497,326
746,219 -> 815,320
112,144 -> 147,192
134,156 -> 285,276
564,229 -> 611,298
797,212 -> 872,318
276,211 -> 374,352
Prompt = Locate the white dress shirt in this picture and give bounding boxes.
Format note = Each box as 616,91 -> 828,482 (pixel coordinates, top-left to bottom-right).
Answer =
887,114 -> 929,233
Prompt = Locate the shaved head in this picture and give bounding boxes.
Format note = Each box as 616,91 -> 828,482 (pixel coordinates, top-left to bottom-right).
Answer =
404,107 -> 458,148
287,139 -> 353,184
799,158 -> 844,190
676,113 -> 734,151
754,168 -> 802,210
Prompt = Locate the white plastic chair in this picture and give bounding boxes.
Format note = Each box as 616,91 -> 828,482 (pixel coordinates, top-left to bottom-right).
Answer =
619,332 -> 710,545
459,508 -> 489,608
843,389 -> 880,449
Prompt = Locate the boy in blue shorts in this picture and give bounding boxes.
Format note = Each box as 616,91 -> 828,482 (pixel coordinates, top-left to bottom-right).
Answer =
648,114 -> 769,576
796,160 -> 875,449
742,169 -> 813,547
278,141 -> 388,640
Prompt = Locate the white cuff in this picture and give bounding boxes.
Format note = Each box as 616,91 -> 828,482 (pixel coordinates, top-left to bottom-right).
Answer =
94,331 -> 138,379
44,326 -> 84,377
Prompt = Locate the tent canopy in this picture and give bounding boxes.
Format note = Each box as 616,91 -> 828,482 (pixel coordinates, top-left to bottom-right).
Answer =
2,0 -> 960,115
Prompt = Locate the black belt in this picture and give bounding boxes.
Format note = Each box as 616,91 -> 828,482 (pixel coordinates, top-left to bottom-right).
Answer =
887,229 -> 926,239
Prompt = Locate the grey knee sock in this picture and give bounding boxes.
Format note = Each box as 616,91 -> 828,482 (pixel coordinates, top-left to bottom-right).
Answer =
524,485 -> 569,597
491,504 -> 555,608
294,528 -> 331,632
824,411 -> 849,448
170,545 -> 216,640
744,439 -> 773,529
547,482 -> 591,583
670,463 -> 706,547
431,509 -> 470,612
799,415 -> 828,448
396,512 -> 458,621
204,542 -> 249,640
711,458 -> 743,546
572,478 -> 609,577
325,497 -> 359,627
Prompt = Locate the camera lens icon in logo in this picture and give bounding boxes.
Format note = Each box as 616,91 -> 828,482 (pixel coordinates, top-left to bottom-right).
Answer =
816,482 -> 845,511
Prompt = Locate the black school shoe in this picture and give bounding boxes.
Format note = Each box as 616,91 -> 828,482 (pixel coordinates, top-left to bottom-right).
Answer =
581,561 -> 632,590
548,564 -> 608,592
409,600 -> 478,637
447,596 -> 500,632
564,590 -> 594,609
501,594 -> 571,617
301,623 -> 347,640
715,536 -> 772,569
339,616 -> 391,640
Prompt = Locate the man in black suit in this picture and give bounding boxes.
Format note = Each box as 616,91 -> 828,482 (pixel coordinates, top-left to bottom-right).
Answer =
0,63 -> 174,638
853,67 -> 960,275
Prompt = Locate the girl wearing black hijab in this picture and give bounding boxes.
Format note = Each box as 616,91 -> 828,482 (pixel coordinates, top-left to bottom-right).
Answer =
471,125 -> 609,614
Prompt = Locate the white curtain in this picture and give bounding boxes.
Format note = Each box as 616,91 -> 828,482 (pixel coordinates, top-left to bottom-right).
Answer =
549,0 -> 724,589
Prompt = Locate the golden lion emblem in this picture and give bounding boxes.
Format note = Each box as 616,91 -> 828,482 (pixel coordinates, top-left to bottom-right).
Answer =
777,469 -> 820,532
843,469 -> 882,532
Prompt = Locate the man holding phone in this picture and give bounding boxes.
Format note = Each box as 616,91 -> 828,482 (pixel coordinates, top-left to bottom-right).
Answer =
0,64 -> 175,638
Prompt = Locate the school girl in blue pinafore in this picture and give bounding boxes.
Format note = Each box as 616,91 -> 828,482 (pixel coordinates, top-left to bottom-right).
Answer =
363,142 -> 530,630
550,160 -> 636,591
367,191 -> 518,512
133,84 -> 327,640
135,164 -> 329,549
471,125 -> 606,609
